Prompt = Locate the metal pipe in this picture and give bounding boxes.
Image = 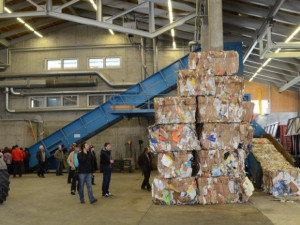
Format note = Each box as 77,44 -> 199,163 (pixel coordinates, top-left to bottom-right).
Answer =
140,37 -> 146,80
0,78 -> 97,88
0,71 -> 136,87
5,88 -> 93,113
10,88 -> 126,96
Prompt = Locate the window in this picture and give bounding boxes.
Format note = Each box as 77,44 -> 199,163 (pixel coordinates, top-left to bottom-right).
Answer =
88,58 -> 104,69
63,96 -> 78,107
251,100 -> 269,115
47,60 -> 61,70
47,97 -> 61,107
105,57 -> 121,68
30,97 -> 45,108
63,59 -> 78,69
88,95 -> 104,106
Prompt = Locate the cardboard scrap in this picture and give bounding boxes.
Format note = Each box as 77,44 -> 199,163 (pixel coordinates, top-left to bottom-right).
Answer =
148,124 -> 201,152
188,51 -> 239,75
197,96 -> 244,122
157,151 -> 193,178
197,176 -> 250,205
196,149 -> 246,178
215,76 -> 244,104
154,97 -> 196,124
177,70 -> 216,97
152,177 -> 198,205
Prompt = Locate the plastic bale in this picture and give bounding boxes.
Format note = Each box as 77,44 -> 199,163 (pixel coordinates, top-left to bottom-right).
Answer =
215,76 -> 244,104
157,151 -> 193,178
177,70 -> 216,97
148,124 -> 201,152
197,123 -> 241,150
152,177 -> 198,205
154,97 -> 196,124
197,96 -> 243,122
188,51 -> 239,75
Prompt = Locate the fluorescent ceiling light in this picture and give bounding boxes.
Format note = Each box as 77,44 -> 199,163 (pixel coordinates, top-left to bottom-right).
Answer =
4,7 -> 43,38
34,31 -> 43,38
257,67 -> 263,73
25,23 -> 34,31
171,29 -> 175,37
4,7 -> 12,14
168,0 -> 174,23
285,26 -> 300,43
172,41 -> 176,49
249,77 -> 254,82
108,29 -> 114,35
17,18 -> 25,24
89,0 -> 97,10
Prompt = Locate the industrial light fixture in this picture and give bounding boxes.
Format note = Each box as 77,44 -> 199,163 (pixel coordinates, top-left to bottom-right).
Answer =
108,29 -> 115,35
4,7 -> 43,38
249,24 -> 300,82
168,0 -> 176,48
88,0 -> 114,36
89,0 -> 97,10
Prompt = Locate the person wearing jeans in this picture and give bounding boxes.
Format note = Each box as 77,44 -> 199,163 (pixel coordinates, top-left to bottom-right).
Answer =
67,143 -> 80,195
100,143 -> 114,197
54,145 -> 64,176
77,142 -> 97,204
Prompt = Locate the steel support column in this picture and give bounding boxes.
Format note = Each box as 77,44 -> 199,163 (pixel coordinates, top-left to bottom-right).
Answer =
96,0 -> 102,21
149,1 -> 157,73
208,0 -> 223,50
0,0 -> 4,14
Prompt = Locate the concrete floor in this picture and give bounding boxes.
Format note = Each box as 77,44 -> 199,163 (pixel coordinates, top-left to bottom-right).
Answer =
1,172 -> 299,225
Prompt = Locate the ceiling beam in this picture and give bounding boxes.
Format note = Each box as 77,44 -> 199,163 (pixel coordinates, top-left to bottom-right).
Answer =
279,76 -> 300,92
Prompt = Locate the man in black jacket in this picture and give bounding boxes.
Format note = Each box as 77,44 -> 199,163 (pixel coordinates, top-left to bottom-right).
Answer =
100,143 -> 114,197
36,145 -> 47,178
138,147 -> 152,191
90,145 -> 98,185
78,142 -> 97,204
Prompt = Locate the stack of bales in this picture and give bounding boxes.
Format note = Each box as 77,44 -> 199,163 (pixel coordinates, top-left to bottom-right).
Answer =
149,51 -> 255,205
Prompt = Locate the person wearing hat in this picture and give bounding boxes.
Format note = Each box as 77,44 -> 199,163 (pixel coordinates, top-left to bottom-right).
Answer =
67,143 -> 80,195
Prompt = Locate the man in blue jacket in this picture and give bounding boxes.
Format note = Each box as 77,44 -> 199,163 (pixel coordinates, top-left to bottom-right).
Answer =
100,143 -> 114,197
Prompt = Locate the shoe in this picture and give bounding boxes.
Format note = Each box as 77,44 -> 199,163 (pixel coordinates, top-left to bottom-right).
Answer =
68,181 -> 71,184
92,183 -> 96,185
107,193 -> 113,197
80,200 -> 85,204
103,194 -> 109,197
141,187 -> 146,190
90,199 -> 98,204
41,175 -> 45,178
147,188 -> 151,192
71,191 -> 75,195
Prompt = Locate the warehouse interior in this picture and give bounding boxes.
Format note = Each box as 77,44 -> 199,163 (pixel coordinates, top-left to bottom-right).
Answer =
0,0 -> 300,225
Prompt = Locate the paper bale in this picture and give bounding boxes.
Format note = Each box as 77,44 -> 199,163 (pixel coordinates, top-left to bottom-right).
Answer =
157,151 -> 193,178
188,51 -> 239,75
215,76 -> 244,104
154,97 -> 196,124
197,96 -> 243,122
148,124 -> 201,152
152,177 -> 198,205
177,70 -> 216,97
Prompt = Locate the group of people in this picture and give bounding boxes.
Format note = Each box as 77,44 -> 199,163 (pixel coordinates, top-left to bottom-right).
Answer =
1,142 -> 154,204
0,146 -> 31,177
35,142 -> 115,204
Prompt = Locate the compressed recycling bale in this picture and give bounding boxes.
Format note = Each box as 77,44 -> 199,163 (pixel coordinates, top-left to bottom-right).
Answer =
197,96 -> 243,122
148,124 -> 201,152
188,51 -> 239,75
154,97 -> 196,124
242,102 -> 255,122
198,123 -> 241,150
177,70 -> 216,97
152,177 -> 198,205
157,151 -> 193,178
196,149 -> 246,178
252,138 -> 271,145
263,168 -> 300,196
239,123 -> 254,146
215,76 -> 244,104
197,176 -> 250,205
